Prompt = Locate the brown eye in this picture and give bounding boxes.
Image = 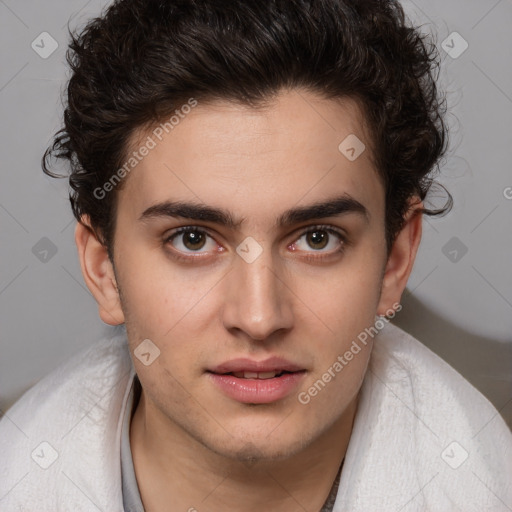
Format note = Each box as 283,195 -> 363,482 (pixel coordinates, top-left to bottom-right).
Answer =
181,230 -> 206,250
290,225 -> 347,260
165,227 -> 217,254
305,230 -> 329,250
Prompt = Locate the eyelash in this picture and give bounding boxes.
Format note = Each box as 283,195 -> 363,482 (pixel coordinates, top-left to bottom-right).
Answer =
163,225 -> 348,264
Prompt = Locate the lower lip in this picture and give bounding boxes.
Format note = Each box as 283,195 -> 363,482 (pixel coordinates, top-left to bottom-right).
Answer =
207,371 -> 306,404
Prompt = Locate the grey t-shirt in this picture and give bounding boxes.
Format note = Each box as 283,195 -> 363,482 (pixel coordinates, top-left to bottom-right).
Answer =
120,376 -> 342,512
121,375 -> 145,512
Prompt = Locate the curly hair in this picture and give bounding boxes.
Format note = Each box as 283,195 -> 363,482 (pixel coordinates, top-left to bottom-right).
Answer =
43,0 -> 452,259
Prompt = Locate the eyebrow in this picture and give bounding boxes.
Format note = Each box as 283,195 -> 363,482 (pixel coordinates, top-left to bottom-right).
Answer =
138,194 -> 370,229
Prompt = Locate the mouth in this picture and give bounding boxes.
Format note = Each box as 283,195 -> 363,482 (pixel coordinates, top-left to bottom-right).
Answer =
206,359 -> 307,404
216,370 -> 298,379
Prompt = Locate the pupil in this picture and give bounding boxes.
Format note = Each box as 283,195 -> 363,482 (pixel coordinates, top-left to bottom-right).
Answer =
184,231 -> 205,250
308,230 -> 328,249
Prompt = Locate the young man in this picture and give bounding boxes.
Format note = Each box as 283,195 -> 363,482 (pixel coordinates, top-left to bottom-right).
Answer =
1,0 -> 511,510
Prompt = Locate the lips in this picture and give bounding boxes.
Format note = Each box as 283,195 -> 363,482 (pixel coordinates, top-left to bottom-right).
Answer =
209,356 -> 304,375
231,370 -> 285,379
207,357 -> 306,404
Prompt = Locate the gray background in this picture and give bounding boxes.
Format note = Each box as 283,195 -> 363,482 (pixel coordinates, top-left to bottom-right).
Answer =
1,0 -> 511,428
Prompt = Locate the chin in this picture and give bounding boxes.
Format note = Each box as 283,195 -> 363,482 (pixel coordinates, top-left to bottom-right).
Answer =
204,427 -> 312,464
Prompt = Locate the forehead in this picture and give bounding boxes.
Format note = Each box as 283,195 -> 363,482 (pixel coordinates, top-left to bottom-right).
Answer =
118,90 -> 384,229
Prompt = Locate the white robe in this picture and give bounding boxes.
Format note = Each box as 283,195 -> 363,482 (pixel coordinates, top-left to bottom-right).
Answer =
1,322 -> 511,511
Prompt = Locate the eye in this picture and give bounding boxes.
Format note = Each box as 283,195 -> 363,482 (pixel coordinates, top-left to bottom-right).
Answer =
290,225 -> 347,257
164,224 -> 347,262
165,227 -> 218,255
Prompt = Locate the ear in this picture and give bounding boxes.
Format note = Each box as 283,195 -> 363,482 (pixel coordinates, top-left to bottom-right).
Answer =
74,217 -> 125,325
377,198 -> 423,316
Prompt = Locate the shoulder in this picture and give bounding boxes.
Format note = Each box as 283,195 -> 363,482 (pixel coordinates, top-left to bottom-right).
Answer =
371,321 -> 512,459
371,321 -> 507,430
336,321 -> 512,511
0,329 -> 134,511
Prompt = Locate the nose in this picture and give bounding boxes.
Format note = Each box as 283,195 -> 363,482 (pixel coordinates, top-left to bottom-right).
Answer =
221,246 -> 294,341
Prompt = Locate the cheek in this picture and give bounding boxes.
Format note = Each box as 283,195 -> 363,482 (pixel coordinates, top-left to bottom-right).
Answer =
302,344 -> 372,403
117,248 -> 213,335
295,271 -> 380,412
295,255 -> 383,337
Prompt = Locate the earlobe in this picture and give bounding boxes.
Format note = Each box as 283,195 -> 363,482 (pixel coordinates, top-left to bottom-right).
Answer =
74,217 -> 125,325
376,198 -> 423,316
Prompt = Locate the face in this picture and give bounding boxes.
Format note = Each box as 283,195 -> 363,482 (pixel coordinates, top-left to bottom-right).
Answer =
105,90 -> 392,461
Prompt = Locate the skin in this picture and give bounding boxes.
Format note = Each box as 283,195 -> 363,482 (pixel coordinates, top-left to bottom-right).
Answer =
75,89 -> 422,511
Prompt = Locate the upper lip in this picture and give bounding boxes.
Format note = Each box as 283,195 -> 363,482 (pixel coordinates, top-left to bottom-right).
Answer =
209,357 -> 305,374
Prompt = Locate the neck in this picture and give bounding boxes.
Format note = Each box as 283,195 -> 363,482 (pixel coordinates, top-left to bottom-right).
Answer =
130,388 -> 359,512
